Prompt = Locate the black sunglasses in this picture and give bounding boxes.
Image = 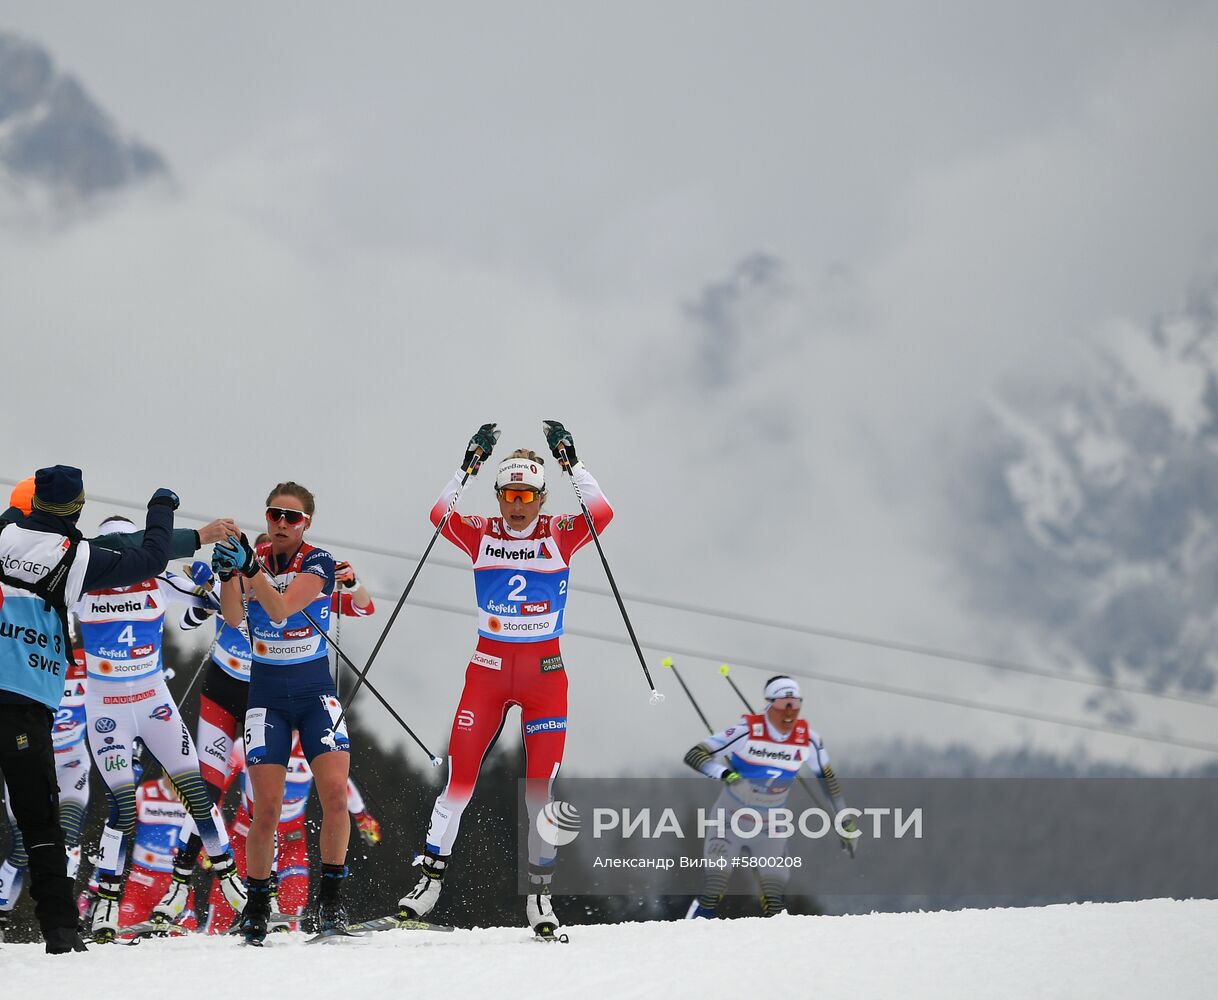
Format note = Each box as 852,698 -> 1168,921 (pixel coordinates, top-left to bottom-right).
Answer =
266,506 -> 309,525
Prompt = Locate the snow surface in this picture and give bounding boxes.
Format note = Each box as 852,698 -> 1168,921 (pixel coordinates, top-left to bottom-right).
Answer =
2,900 -> 1214,1000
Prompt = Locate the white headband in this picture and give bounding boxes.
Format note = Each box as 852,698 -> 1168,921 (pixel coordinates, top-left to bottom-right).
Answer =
98,517 -> 139,535
764,677 -> 802,701
495,457 -> 545,491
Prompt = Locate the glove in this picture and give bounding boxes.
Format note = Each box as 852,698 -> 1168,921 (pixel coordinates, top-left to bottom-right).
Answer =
721,770 -> 742,785
232,533 -> 259,577
462,422 -> 501,475
335,561 -> 359,590
212,537 -> 241,581
542,420 -> 578,468
355,811 -> 382,846
186,560 -> 214,589
839,816 -> 860,858
213,533 -> 258,580
148,488 -> 180,510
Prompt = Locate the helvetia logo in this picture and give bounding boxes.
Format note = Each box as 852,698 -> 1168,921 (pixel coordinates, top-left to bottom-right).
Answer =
88,599 -> 146,615
482,543 -> 537,561
536,800 -> 581,848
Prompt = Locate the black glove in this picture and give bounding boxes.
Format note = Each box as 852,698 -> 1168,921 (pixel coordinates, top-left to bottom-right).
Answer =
542,420 -> 578,467
148,488 -> 180,510
462,422 -> 501,475
721,770 -> 742,785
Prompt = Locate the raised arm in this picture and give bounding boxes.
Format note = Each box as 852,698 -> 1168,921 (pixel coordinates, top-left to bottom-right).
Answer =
79,490 -> 179,592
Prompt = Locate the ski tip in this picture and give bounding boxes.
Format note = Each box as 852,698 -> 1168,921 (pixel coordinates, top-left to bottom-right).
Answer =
661,657 -> 674,668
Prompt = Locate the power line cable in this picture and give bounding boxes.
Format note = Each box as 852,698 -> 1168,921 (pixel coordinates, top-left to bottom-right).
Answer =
387,595 -> 1218,757
12,476 -> 1218,721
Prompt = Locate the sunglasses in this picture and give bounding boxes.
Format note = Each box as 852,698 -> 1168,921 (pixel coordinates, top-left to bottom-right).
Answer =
266,506 -> 310,526
498,488 -> 540,504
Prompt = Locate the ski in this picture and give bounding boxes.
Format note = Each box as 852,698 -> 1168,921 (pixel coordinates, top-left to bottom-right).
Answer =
306,927 -> 365,944
86,933 -> 142,946
118,920 -> 192,938
345,914 -> 455,934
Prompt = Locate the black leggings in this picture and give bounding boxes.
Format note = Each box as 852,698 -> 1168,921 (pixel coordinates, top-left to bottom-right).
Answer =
0,701 -> 77,932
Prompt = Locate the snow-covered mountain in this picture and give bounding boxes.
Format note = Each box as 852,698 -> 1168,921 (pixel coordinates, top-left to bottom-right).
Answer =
952,271 -> 1218,711
0,31 -> 167,216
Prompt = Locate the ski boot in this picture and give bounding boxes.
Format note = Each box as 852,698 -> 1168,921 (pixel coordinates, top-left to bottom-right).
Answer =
397,851 -> 447,920
90,876 -> 123,943
76,884 -> 97,932
525,867 -> 562,940
268,872 -> 291,932
313,865 -> 349,934
238,879 -> 272,946
0,911 -> 9,943
213,855 -> 248,915
151,861 -> 194,924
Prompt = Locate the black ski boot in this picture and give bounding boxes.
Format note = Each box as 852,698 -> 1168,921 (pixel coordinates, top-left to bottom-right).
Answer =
239,879 -> 272,946
313,864 -> 349,935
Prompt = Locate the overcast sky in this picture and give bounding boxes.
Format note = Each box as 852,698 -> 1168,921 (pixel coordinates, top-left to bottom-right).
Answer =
3,2 -> 1218,775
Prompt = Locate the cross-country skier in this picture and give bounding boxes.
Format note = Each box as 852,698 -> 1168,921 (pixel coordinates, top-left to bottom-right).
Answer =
214,482 -> 351,944
116,769 -> 200,931
397,421 -> 611,938
174,548 -> 375,902
682,676 -> 857,918
74,515 -> 247,942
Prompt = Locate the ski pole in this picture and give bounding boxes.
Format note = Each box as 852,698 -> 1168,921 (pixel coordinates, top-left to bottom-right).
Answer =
558,443 -> 662,704
332,571 -> 343,701
299,605 -> 441,766
178,644 -> 214,703
719,663 -> 832,814
661,657 -> 713,732
331,453 -> 484,735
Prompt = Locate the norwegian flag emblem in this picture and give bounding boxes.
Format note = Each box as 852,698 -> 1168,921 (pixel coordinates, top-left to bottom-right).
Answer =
511,472 -> 523,482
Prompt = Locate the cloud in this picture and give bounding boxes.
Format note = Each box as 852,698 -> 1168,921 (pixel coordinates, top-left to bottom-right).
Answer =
5,3 -> 1218,777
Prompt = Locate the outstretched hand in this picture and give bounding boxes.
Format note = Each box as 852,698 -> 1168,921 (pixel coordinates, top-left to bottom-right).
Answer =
197,518 -> 240,545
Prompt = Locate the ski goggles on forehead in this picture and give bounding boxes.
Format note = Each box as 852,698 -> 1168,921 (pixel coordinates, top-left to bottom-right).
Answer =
497,488 -> 539,504
266,506 -> 310,525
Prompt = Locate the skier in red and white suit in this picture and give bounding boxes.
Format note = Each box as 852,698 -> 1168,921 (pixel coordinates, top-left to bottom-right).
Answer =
398,421 -> 611,937
118,777 -> 198,930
